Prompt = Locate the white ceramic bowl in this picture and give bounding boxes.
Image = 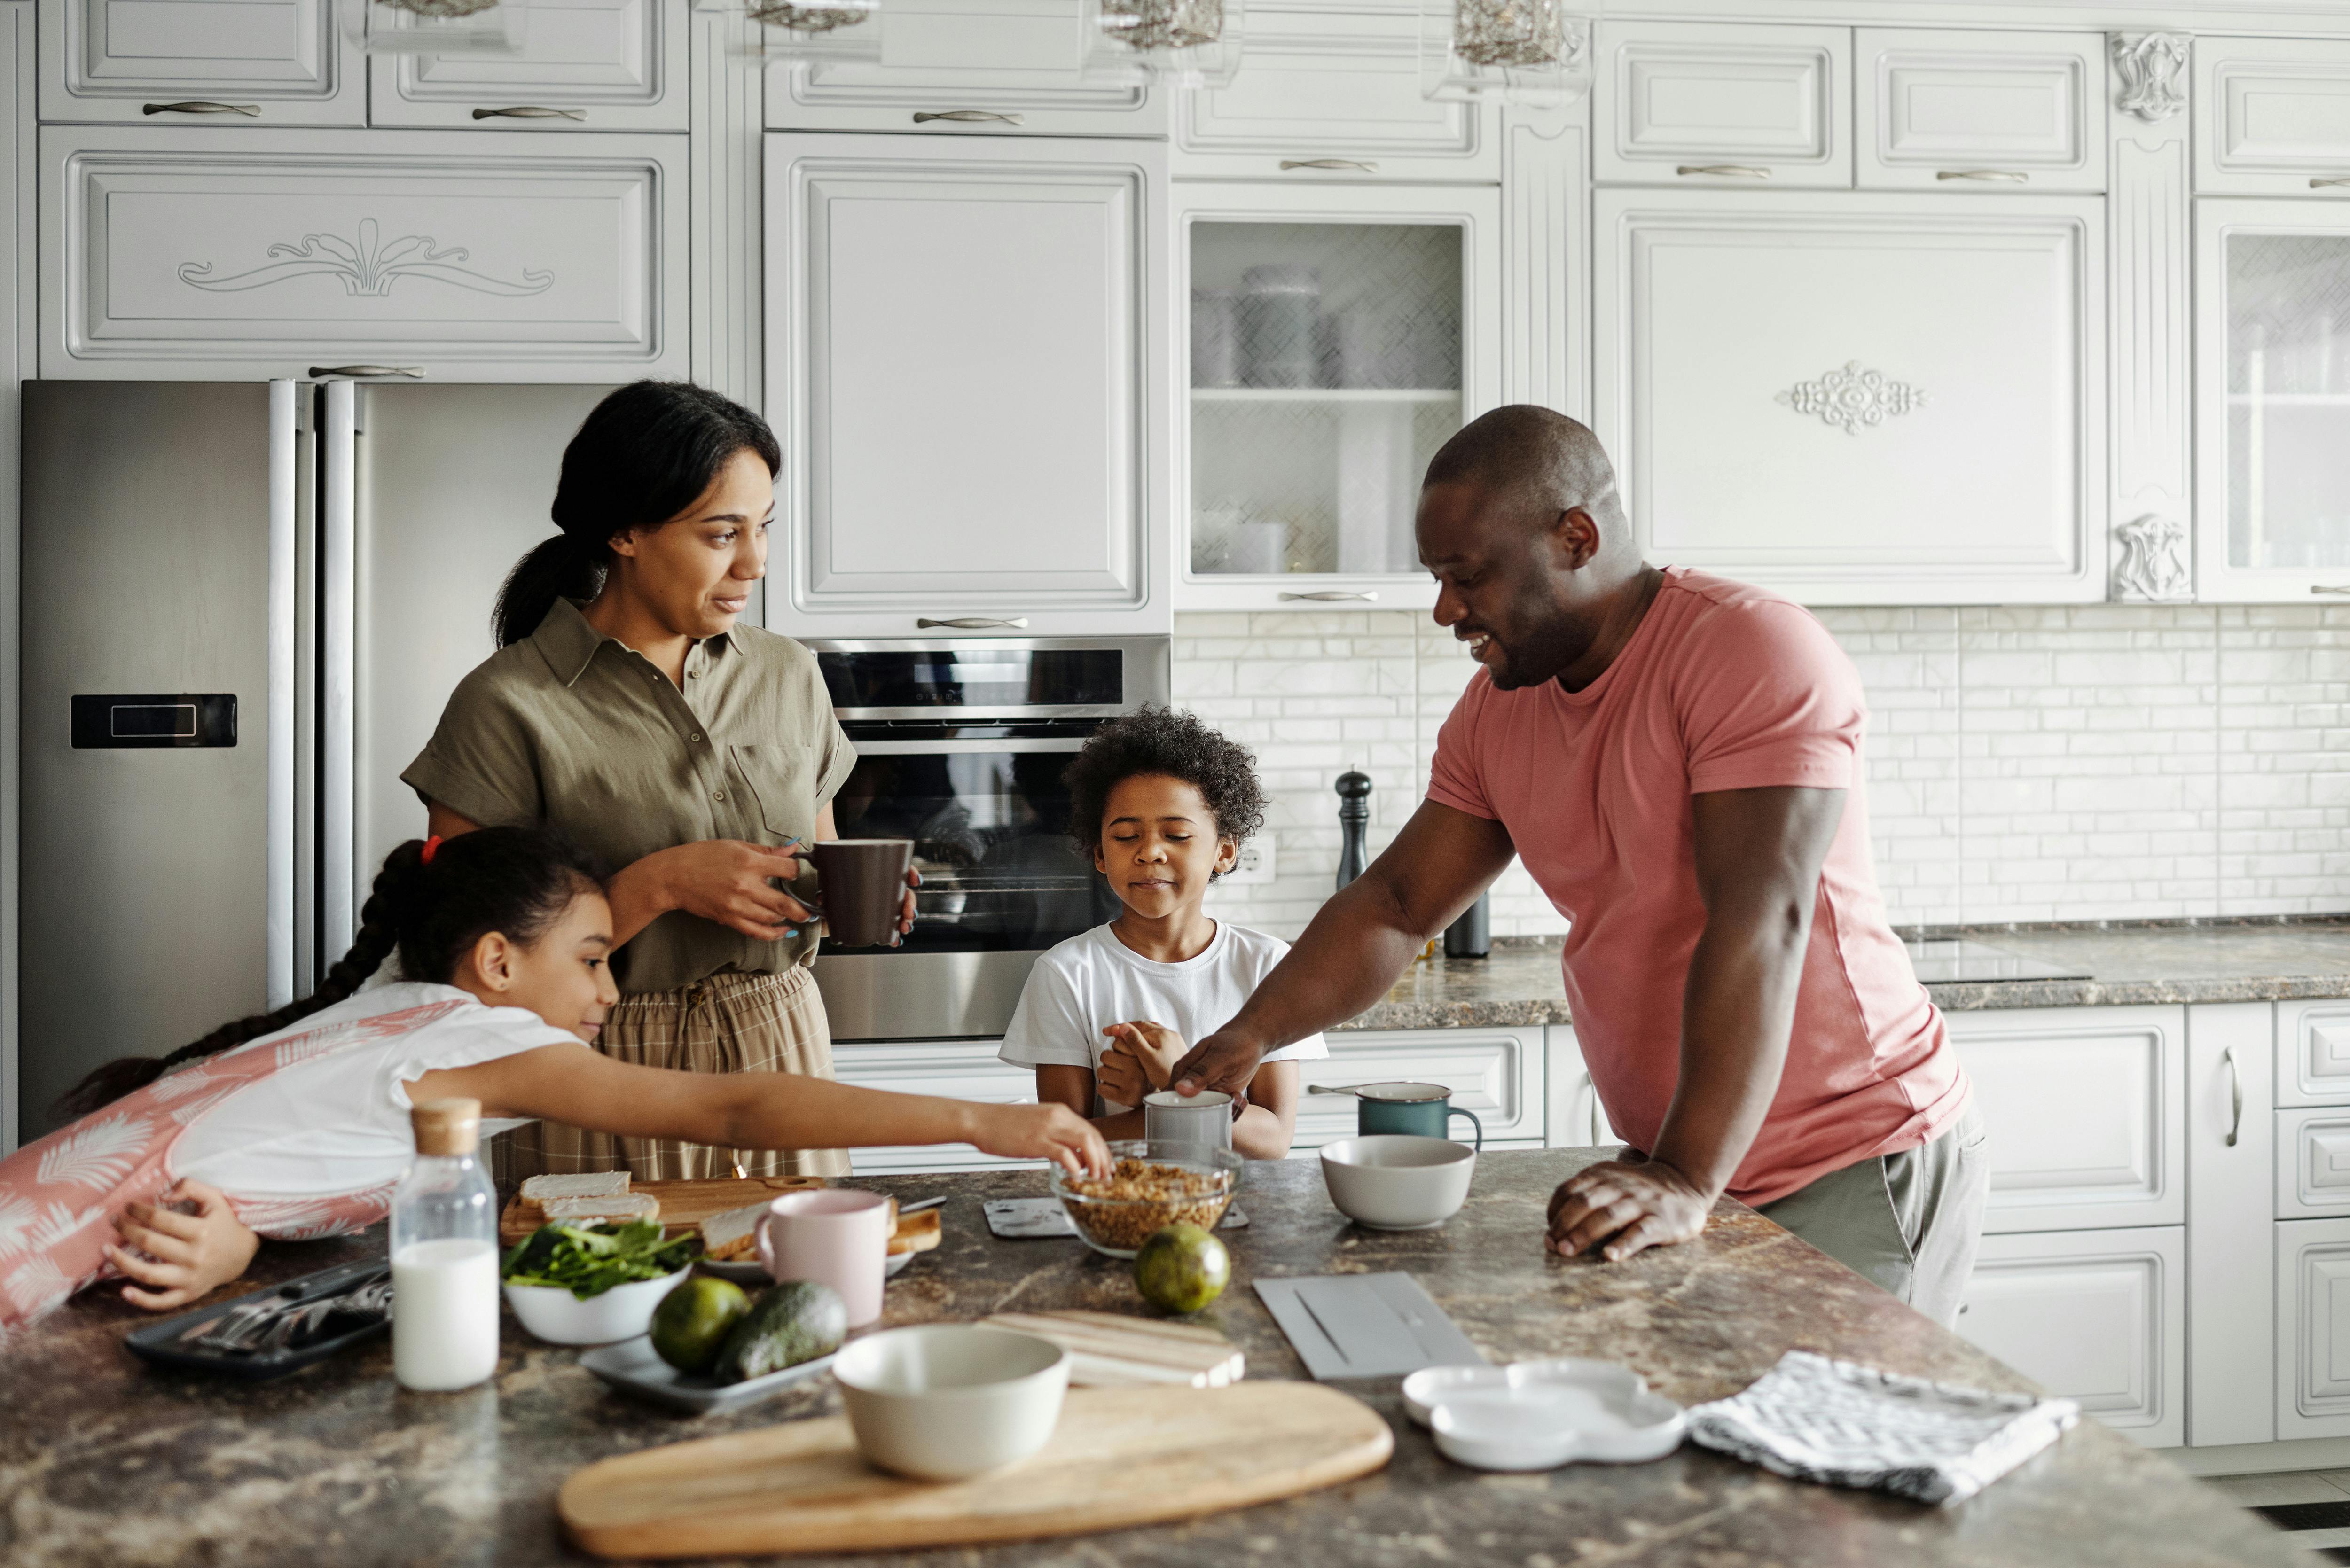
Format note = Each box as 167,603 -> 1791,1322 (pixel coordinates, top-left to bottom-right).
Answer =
1424,1360 -> 1685,1471
1318,1135 -> 1475,1230
834,1325 -> 1071,1481
503,1265 -> 692,1347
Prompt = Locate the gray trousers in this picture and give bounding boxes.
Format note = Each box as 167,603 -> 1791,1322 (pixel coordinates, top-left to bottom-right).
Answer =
1756,1101 -> 1989,1328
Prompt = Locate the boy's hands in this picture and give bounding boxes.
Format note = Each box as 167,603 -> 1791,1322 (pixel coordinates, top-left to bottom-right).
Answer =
1094,1044 -> 1149,1109
1102,1022 -> 1188,1093
105,1178 -> 260,1311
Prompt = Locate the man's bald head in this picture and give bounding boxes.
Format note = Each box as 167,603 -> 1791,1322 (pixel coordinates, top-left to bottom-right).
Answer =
1420,405 -> 1625,544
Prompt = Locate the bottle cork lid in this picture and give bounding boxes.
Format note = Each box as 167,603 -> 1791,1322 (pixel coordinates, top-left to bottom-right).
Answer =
411,1097 -> 482,1158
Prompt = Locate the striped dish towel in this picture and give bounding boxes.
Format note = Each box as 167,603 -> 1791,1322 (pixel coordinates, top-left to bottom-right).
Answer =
1686,1350 -> 2078,1506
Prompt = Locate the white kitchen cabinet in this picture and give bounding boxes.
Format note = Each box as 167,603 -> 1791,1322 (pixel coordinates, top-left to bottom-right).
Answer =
1592,187 -> 2102,605
1171,7 -> 1497,185
2193,200 -> 2350,601
2277,1106 -> 2350,1218
1174,179 -> 1498,612
367,0 -> 685,131
1543,1026 -> 1620,1151
1301,1025 -> 1543,1150
764,132 -> 1168,638
834,1039 -> 1040,1175
2274,999 -> 2350,1107
2276,1216 -> 2350,1439
1958,1226 -> 2184,1449
764,0 -> 1162,138
1592,20 -> 1849,190
1854,28 -> 2104,194
39,0 -> 362,125
1947,1005 -> 2183,1233
2197,37 -> 2350,198
41,125 -> 686,380
2187,1004 -> 2277,1448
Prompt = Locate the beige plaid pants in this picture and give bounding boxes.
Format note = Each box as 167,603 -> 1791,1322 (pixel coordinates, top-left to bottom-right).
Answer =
499,965 -> 852,1184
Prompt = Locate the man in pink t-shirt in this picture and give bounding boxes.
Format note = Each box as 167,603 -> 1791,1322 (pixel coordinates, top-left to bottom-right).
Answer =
1172,406 -> 1986,1325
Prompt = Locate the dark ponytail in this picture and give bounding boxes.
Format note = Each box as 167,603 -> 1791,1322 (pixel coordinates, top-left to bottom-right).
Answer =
55,827 -> 603,1120
493,380 -> 782,647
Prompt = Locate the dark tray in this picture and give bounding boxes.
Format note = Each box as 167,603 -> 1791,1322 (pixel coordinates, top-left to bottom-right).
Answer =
124,1257 -> 391,1381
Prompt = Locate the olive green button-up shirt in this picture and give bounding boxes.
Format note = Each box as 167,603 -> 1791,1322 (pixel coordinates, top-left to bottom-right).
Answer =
401,599 -> 856,995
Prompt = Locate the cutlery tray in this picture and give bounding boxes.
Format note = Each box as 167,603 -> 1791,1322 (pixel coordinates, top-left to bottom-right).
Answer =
123,1257 -> 392,1381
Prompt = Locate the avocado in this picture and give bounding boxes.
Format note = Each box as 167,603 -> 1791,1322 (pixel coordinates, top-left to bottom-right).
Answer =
712,1279 -> 849,1383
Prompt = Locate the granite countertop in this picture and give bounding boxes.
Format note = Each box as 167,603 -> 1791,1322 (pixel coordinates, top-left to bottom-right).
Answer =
1338,919 -> 2350,1030
0,1153 -> 2296,1568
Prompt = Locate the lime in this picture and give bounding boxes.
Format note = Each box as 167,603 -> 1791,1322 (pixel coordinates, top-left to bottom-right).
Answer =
650,1275 -> 751,1374
1133,1224 -> 1231,1315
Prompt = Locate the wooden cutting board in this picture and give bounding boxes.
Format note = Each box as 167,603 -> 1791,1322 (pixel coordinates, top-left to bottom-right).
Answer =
978,1310 -> 1243,1388
499,1177 -> 825,1246
559,1383 -> 1391,1560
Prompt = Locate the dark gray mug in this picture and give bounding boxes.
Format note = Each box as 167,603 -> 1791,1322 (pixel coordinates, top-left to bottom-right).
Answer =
808,839 -> 913,949
1351,1082 -> 1481,1151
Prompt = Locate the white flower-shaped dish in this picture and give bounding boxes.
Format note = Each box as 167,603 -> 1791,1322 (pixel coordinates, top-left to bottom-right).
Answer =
1415,1359 -> 1686,1471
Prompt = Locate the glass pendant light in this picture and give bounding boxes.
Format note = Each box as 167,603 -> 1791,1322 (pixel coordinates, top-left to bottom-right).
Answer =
743,0 -> 881,62
1081,0 -> 1244,89
351,0 -> 525,55
1418,0 -> 1587,103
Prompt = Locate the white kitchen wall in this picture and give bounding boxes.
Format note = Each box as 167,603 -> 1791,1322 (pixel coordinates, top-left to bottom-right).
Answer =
1182,603 -> 2350,938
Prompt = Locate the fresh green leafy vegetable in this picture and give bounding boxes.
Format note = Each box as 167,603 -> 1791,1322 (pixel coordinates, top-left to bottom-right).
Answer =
499,1220 -> 701,1300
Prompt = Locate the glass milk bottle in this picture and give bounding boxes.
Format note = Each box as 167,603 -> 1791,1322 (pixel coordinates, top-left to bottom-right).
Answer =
391,1098 -> 501,1391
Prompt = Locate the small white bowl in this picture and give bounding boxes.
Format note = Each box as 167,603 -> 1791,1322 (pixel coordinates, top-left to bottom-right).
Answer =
1319,1135 -> 1476,1230
502,1266 -> 691,1347
1424,1360 -> 1685,1471
833,1325 -> 1071,1481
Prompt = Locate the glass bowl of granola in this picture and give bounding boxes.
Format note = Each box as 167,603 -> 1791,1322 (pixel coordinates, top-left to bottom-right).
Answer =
1049,1141 -> 1243,1259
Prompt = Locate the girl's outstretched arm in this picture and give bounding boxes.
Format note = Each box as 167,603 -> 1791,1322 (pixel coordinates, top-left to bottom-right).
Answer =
416,1045 -> 1111,1178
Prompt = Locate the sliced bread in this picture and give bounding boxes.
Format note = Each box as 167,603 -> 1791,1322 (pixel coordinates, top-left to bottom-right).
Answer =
700,1202 -> 769,1262
542,1192 -> 660,1225
519,1171 -> 631,1203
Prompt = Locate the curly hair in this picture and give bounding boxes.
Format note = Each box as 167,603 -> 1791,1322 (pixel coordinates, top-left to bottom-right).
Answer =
1065,707 -> 1268,863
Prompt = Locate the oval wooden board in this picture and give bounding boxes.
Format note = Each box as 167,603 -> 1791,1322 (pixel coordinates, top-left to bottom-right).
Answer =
559,1382 -> 1394,1560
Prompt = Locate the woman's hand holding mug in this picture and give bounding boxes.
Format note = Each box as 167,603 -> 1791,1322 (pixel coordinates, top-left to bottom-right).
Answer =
639,839 -> 810,940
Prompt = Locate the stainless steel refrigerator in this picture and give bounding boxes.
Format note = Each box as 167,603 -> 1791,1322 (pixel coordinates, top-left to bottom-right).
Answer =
18,380 -> 618,1142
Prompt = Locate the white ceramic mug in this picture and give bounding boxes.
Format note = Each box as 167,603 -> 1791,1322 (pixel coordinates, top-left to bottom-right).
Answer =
756,1189 -> 892,1328
1143,1089 -> 1234,1152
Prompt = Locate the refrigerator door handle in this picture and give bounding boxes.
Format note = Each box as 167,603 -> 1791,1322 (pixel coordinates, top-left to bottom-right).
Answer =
266,382 -> 298,1009
320,380 -> 357,966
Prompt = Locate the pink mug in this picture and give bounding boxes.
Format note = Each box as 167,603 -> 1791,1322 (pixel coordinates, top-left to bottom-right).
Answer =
755,1189 -> 892,1327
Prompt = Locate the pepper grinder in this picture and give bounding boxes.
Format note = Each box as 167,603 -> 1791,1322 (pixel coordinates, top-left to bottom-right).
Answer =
1334,770 -> 1372,891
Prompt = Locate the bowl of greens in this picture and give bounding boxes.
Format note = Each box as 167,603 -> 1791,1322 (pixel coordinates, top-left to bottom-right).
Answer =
500,1219 -> 702,1346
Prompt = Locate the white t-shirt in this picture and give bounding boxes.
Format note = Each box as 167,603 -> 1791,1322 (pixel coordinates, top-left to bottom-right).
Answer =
170,981 -> 577,1198
997,922 -> 1326,1114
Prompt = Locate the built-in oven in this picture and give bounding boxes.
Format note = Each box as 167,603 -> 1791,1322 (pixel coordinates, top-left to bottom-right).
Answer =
807,636 -> 1170,1041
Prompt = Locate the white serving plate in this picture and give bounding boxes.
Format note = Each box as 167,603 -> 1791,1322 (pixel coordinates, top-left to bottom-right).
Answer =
1416,1359 -> 1685,1471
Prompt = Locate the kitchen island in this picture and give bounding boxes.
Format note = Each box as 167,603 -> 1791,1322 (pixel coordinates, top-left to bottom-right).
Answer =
0,1150 -> 2295,1567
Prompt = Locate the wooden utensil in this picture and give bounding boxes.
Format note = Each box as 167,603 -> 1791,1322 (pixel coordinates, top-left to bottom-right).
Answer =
499,1177 -> 825,1247
978,1310 -> 1242,1388
558,1382 -> 1390,1560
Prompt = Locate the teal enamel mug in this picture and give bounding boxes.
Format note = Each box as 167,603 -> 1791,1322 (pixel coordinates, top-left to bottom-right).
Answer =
1340,1082 -> 1482,1151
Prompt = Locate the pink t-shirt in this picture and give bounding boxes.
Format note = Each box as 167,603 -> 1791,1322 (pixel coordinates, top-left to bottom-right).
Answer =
1427,567 -> 1968,1206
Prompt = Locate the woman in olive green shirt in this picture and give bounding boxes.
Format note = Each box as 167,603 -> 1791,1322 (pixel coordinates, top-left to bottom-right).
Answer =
404,381 -> 910,1181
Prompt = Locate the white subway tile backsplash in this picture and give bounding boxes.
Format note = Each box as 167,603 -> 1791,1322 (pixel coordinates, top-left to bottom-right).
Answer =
1177,601 -> 2350,938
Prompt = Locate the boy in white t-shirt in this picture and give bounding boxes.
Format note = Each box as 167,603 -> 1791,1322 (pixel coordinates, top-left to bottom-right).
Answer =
999,709 -> 1325,1159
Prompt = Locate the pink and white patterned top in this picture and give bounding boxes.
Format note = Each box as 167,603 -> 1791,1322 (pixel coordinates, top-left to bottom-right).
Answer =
0,983 -> 572,1334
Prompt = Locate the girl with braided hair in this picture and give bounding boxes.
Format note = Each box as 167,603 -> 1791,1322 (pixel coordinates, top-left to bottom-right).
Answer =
0,827 -> 1105,1332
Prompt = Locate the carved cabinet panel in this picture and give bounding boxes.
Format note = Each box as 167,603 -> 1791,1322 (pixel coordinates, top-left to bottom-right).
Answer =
1592,20 -> 1850,189
1593,187 -> 2103,604
2197,37 -> 2350,198
41,126 -> 686,380
2277,1216 -> 2350,1439
1855,28 -> 2105,193
39,0 -> 363,125
1958,1226 -> 2183,1448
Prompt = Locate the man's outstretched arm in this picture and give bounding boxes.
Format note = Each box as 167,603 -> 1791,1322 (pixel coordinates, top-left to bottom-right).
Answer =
1169,801 -> 1517,1097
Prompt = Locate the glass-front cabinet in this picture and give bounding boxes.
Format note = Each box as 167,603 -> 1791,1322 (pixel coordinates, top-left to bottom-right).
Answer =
2197,201 -> 2350,601
1173,182 -> 1500,610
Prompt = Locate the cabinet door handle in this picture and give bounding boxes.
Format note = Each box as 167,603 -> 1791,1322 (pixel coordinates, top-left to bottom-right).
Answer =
913,110 -> 1023,125
915,616 -> 1030,630
471,106 -> 587,121
1279,158 -> 1377,173
1676,164 -> 1770,178
309,365 -> 426,379
1937,169 -> 2029,183
2224,1045 -> 2243,1148
143,100 -> 260,117
2313,585 -> 2350,595
1278,590 -> 1379,601
2311,176 -> 2350,189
